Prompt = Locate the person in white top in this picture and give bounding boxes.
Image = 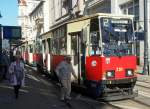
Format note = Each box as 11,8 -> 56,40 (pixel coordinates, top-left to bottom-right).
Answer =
9,50 -> 25,99
55,56 -> 77,101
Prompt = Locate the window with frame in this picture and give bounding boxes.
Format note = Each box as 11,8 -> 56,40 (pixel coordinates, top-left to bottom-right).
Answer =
71,36 -> 77,55
21,46 -> 25,53
59,37 -> 67,55
51,26 -> 67,55
89,18 -> 101,55
29,45 -> 33,52
51,38 -> 59,54
42,40 -> 46,53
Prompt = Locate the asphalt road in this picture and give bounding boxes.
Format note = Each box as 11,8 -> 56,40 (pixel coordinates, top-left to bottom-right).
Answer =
0,66 -> 120,109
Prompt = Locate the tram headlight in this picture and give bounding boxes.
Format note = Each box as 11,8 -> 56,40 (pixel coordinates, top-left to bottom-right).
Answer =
126,69 -> 134,77
106,70 -> 115,78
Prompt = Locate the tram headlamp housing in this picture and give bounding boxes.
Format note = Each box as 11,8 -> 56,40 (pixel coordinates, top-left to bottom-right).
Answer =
126,69 -> 134,77
106,70 -> 115,78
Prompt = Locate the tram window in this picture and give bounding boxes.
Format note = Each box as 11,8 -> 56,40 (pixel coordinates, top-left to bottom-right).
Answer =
100,18 -> 134,56
36,41 -> 42,53
90,18 -> 99,32
89,18 -> 101,55
35,38 -> 42,53
25,47 -> 28,52
51,39 -> 59,54
29,45 -> 33,52
42,40 -> 46,53
38,45 -> 42,53
22,46 -> 25,52
90,32 -> 99,45
71,36 -> 77,55
59,37 -> 67,55
89,32 -> 101,55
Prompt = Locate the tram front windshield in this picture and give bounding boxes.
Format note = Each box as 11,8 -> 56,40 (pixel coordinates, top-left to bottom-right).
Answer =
100,18 -> 134,56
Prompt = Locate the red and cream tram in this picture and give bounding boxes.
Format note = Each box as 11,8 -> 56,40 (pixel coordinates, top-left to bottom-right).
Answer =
21,13 -> 138,100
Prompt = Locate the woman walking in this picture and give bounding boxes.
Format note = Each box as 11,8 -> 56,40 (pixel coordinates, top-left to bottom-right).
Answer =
9,50 -> 25,99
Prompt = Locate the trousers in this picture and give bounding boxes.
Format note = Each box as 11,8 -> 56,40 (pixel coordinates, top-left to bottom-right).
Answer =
60,79 -> 71,99
14,85 -> 21,99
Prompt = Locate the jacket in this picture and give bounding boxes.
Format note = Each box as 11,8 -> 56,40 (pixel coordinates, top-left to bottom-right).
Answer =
8,61 -> 25,86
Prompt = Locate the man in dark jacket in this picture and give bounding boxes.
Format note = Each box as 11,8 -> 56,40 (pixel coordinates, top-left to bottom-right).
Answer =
1,50 -> 10,79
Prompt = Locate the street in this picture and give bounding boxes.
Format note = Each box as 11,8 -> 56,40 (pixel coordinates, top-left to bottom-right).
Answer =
0,66 -> 120,109
0,65 -> 150,109
109,77 -> 150,109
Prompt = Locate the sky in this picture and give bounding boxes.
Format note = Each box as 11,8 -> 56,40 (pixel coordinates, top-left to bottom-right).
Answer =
0,0 -> 18,26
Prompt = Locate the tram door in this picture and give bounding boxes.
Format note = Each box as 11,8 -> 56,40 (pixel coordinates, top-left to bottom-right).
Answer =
70,32 -> 85,85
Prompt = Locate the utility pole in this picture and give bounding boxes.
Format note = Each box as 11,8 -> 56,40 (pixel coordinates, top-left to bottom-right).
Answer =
143,0 -> 149,75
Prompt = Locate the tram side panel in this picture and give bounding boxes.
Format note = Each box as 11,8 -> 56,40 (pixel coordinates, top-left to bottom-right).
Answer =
35,52 -> 51,74
51,55 -> 64,71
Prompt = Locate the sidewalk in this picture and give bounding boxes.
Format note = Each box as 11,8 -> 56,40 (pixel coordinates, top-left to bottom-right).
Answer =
136,65 -> 150,81
136,65 -> 150,88
137,75 -> 150,83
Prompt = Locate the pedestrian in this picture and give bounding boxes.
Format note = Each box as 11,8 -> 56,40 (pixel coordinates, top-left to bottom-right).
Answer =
55,56 -> 77,101
8,50 -> 25,99
1,50 -> 10,80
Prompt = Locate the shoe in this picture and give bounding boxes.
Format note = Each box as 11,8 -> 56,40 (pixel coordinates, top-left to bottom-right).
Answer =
66,96 -> 71,100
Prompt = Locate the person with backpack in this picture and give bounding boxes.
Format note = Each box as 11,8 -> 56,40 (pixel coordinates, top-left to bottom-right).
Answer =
9,50 -> 25,99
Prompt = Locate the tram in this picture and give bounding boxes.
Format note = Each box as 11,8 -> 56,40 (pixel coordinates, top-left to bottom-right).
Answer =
21,13 -> 138,100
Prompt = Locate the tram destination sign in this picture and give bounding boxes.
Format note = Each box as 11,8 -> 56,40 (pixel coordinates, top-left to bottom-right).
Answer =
2,26 -> 21,39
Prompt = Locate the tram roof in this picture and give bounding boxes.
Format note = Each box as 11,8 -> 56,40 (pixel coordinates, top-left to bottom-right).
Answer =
41,13 -> 134,39
68,13 -> 134,23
